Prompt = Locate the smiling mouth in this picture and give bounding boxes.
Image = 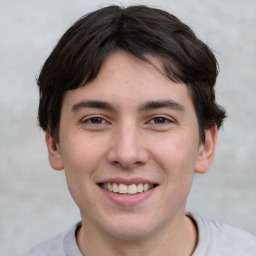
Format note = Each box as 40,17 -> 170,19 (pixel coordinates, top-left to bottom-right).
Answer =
98,183 -> 158,195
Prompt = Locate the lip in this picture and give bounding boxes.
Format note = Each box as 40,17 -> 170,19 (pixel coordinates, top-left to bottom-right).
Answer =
97,178 -> 158,207
99,185 -> 156,206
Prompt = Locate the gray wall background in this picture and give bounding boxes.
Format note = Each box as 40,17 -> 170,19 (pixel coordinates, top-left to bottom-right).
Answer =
0,0 -> 255,255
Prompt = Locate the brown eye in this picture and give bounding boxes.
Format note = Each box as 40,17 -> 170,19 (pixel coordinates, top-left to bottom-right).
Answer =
89,117 -> 105,124
151,117 -> 169,124
81,115 -> 111,131
82,116 -> 107,124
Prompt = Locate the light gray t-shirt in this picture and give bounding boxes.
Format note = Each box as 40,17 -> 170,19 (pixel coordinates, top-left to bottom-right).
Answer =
23,212 -> 256,255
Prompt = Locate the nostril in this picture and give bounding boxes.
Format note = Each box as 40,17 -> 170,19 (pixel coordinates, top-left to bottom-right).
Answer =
111,160 -> 146,170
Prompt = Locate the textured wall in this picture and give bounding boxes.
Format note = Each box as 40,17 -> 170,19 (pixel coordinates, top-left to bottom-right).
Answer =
0,0 -> 255,255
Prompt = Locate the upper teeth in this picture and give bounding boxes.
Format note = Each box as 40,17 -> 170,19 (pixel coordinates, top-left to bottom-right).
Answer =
102,183 -> 153,194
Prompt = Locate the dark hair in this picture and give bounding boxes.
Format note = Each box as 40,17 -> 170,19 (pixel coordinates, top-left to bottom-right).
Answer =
37,5 -> 226,142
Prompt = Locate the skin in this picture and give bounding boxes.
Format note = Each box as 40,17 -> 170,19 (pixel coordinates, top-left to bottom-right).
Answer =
46,49 -> 216,256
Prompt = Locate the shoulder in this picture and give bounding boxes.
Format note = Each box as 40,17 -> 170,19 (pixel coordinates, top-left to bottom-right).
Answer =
22,222 -> 82,256
188,212 -> 256,256
22,232 -> 66,256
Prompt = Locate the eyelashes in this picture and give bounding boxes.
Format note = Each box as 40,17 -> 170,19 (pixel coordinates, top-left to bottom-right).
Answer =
82,116 -> 107,124
147,116 -> 173,124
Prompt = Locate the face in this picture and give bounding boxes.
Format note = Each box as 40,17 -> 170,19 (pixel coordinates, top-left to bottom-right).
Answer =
46,49 -> 216,240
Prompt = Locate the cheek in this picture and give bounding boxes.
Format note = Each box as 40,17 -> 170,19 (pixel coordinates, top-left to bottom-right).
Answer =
59,137 -> 103,208
152,133 -> 199,180
60,132 -> 106,172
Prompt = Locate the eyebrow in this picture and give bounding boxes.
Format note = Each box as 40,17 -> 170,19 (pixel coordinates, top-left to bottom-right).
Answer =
71,99 -> 184,113
71,100 -> 114,112
138,99 -> 185,112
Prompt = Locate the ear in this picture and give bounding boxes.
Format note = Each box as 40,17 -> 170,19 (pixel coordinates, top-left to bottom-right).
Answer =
45,131 -> 64,171
195,126 -> 217,174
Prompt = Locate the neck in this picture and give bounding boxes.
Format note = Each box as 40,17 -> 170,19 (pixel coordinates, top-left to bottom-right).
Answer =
76,213 -> 198,256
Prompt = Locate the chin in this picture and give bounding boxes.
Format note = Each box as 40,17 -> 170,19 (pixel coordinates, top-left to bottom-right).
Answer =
108,227 -> 152,241
102,216 -> 157,241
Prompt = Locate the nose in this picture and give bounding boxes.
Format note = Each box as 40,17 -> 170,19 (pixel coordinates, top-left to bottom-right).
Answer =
106,123 -> 149,169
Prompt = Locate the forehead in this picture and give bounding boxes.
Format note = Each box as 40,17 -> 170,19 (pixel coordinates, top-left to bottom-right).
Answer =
62,49 -> 194,112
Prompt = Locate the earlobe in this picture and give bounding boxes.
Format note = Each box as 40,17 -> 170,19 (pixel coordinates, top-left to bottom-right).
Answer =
45,131 -> 64,171
195,126 -> 217,174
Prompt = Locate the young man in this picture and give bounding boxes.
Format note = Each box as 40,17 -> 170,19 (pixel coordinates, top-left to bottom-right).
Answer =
24,5 -> 256,256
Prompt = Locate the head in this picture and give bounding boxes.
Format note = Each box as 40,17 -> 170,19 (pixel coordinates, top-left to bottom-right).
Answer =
39,6 -> 227,244
37,5 -> 226,143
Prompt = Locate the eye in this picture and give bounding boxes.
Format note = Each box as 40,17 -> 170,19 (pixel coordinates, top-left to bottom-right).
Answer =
148,116 -> 171,124
145,115 -> 176,131
80,116 -> 110,129
85,117 -> 106,124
